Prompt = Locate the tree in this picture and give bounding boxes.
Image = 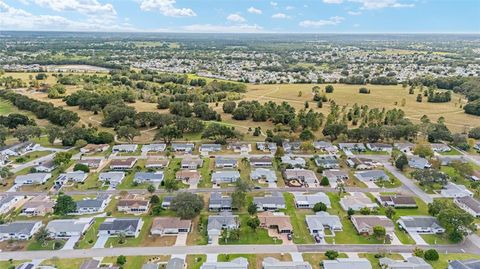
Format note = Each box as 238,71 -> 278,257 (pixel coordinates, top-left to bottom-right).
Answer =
34,227 -> 49,245
53,151 -> 72,166
164,178 -> 179,192
155,125 -> 182,144
73,163 -> 89,173
13,125 -> 42,142
320,176 -> 329,186
423,249 -> 439,261
54,194 -> 76,215
385,206 -> 396,219
116,125 -> 140,141
325,85 -> 334,93
116,255 -> 127,265
222,101 -> 237,113
395,153 -> 408,171
247,202 -> 257,216
299,129 -> 314,141
0,167 -> 13,180
147,184 -> 156,194
325,250 -> 339,260
360,207 -> 371,215
347,208 -> 355,217
468,127 -> 480,139
322,123 -> 347,141
413,143 -> 434,158
246,216 -> 260,231
170,192 -> 204,219
232,179 -> 252,209
313,202 -> 327,212
0,126 -> 7,146
201,123 -> 240,144
412,169 -> 449,187
150,195 -> 160,204
373,225 -> 386,239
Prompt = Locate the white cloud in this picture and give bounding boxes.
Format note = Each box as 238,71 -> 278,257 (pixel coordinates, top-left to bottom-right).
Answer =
299,16 -> 344,27
181,24 -> 264,33
349,0 -> 414,10
32,0 -> 116,16
285,6 -> 294,10
227,13 -> 246,23
140,0 -> 196,17
272,13 -> 290,19
348,10 -> 362,15
247,6 -> 262,14
353,23 -> 360,27
270,1 -> 277,7
0,0 -> 134,31
323,0 -> 344,3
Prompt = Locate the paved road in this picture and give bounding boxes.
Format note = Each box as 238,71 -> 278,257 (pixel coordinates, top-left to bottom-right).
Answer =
0,243 -> 475,261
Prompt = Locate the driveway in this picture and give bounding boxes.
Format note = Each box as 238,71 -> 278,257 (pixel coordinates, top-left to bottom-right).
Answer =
93,235 -> 109,249
408,232 -> 428,245
389,233 -> 402,245
290,252 -> 303,262
63,235 -> 81,250
209,235 -> 219,246
175,234 -> 188,246
206,253 -> 218,262
364,181 -> 378,188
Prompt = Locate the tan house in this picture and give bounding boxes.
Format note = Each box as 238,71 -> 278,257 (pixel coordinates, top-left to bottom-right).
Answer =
117,195 -> 150,215
110,158 -> 137,170
351,215 -> 394,235
150,217 -> 192,235
176,170 -> 201,182
258,211 -> 293,234
20,196 -> 55,216
145,157 -> 169,169
80,144 -> 110,154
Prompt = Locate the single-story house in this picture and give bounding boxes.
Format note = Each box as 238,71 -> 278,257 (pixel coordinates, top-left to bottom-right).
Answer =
258,211 -> 293,234
340,192 -> 379,211
150,217 -> 191,235
347,157 -> 381,170
56,171 -> 88,186
0,195 -> 21,214
354,170 -> 389,182
253,192 -> 286,211
145,157 -> 169,169
46,218 -> 93,238
408,156 -> 431,169
394,142 -> 415,153
282,141 -> 302,152
212,170 -> 241,184
109,158 -> 137,170
141,144 -> 166,153
98,218 -> 143,237
430,143 -> 451,152
338,143 -> 367,152
172,143 -> 194,153
284,169 -> 318,186
227,142 -> 251,153
112,144 -> 138,153
209,192 -> 232,211
200,257 -> 248,269
15,173 -> 51,185
181,157 -> 203,169
134,172 -> 164,184
98,172 -> 126,188
262,257 -> 312,269
79,259 -> 119,269
81,144 -> 109,154
166,258 -> 184,269
454,196 -> 480,217
161,196 -> 173,209
323,258 -> 372,269
142,263 -> 159,269
293,192 -> 331,209
380,256 -> 432,269
77,158 -> 103,168
256,142 -> 277,152
441,182 -> 473,198
207,212 -> 239,237
249,156 -> 273,167
314,155 -> 340,169
21,195 -> 55,216
176,170 -> 201,182
74,194 -> 110,215
397,216 -> 445,234
305,211 -> 343,237
0,141 -> 38,156
437,155 -> 468,166
215,157 -> 237,168
313,141 -> 338,152
199,144 -> 222,153
281,155 -> 306,167
376,195 -> 417,208
0,221 -> 42,241
351,215 -> 394,235
323,170 -> 349,188
117,195 -> 150,214
449,259 -> 480,269
35,159 -> 57,172
250,168 -> 277,183
366,143 -> 393,152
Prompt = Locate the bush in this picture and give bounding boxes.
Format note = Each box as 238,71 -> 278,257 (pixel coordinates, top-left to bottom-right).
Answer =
313,202 -> 327,212
325,250 -> 339,260
359,87 -> 370,94
73,163 -> 90,173
424,249 -> 439,261
325,85 -> 334,93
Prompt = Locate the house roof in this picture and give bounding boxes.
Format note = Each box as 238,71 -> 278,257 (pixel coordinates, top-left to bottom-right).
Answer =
293,192 -> 331,207
355,170 -> 388,181
249,156 -> 273,163
134,172 -> 164,181
378,195 -> 416,206
449,259 -> 480,269
46,218 -> 92,234
380,256 -> 432,269
397,216 -> 443,230
117,197 -> 149,208
253,192 -> 285,207
112,144 -> 137,151
76,196 -> 108,209
441,182 -> 473,197
152,217 -> 191,231
166,258 -> 184,269
141,144 -> 166,152
145,157 -> 169,167
351,215 -> 394,231
99,218 -> 141,232
306,212 -> 342,230
323,170 -> 349,179
0,221 -> 40,234
258,211 -> 292,231
284,169 -> 317,183
110,158 -> 136,167
99,172 -> 125,181
207,212 -> 238,231
176,170 -> 201,180
15,173 -> 51,183
215,157 -> 237,166
323,258 -> 372,269
250,168 -> 277,182
200,144 -> 222,151
210,192 -> 232,207
212,170 -> 241,179
262,257 -> 312,269
456,196 -> 480,214
201,257 -> 248,269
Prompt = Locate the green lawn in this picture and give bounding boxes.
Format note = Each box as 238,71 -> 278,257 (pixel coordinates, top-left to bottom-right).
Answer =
218,254 -> 256,269
220,214 -> 281,245
428,253 -> 480,268
302,253 -> 348,269
75,217 -> 106,249
282,192 -> 314,244
13,151 -> 52,164
439,148 -> 462,156
105,217 -> 153,247
40,258 -> 85,269
186,255 -> 207,269
420,233 -> 455,245
101,256 -> 167,269
198,157 -> 213,188
27,239 -> 65,251
358,253 -> 404,269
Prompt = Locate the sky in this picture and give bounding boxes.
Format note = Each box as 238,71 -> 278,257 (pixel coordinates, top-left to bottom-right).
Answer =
0,0 -> 479,33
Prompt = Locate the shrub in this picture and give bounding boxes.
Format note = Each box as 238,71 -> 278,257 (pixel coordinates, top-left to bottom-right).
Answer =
359,87 -> 370,94
424,249 -> 439,261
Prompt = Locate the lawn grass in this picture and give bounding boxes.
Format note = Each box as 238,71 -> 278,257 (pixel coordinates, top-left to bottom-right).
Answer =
186,254 -> 207,269
358,253 -> 404,269
218,254 -> 256,269
282,192 -> 314,244
13,151 -> 52,164
220,214 -> 281,245
26,239 -> 65,251
439,148 -> 462,155
75,217 -> 106,249
40,258 -> 85,269
198,157 -> 213,188
0,260 -> 27,269
428,253 -> 480,268
302,253 -> 348,269
420,233 -> 455,245
105,216 -> 154,247
102,256 -> 168,269
187,214 -> 209,246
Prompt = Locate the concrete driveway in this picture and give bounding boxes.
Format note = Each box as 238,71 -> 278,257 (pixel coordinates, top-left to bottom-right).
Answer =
175,234 -> 188,246
209,235 -> 219,246
408,232 -> 428,245
93,235 -> 109,249
62,235 -> 81,250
